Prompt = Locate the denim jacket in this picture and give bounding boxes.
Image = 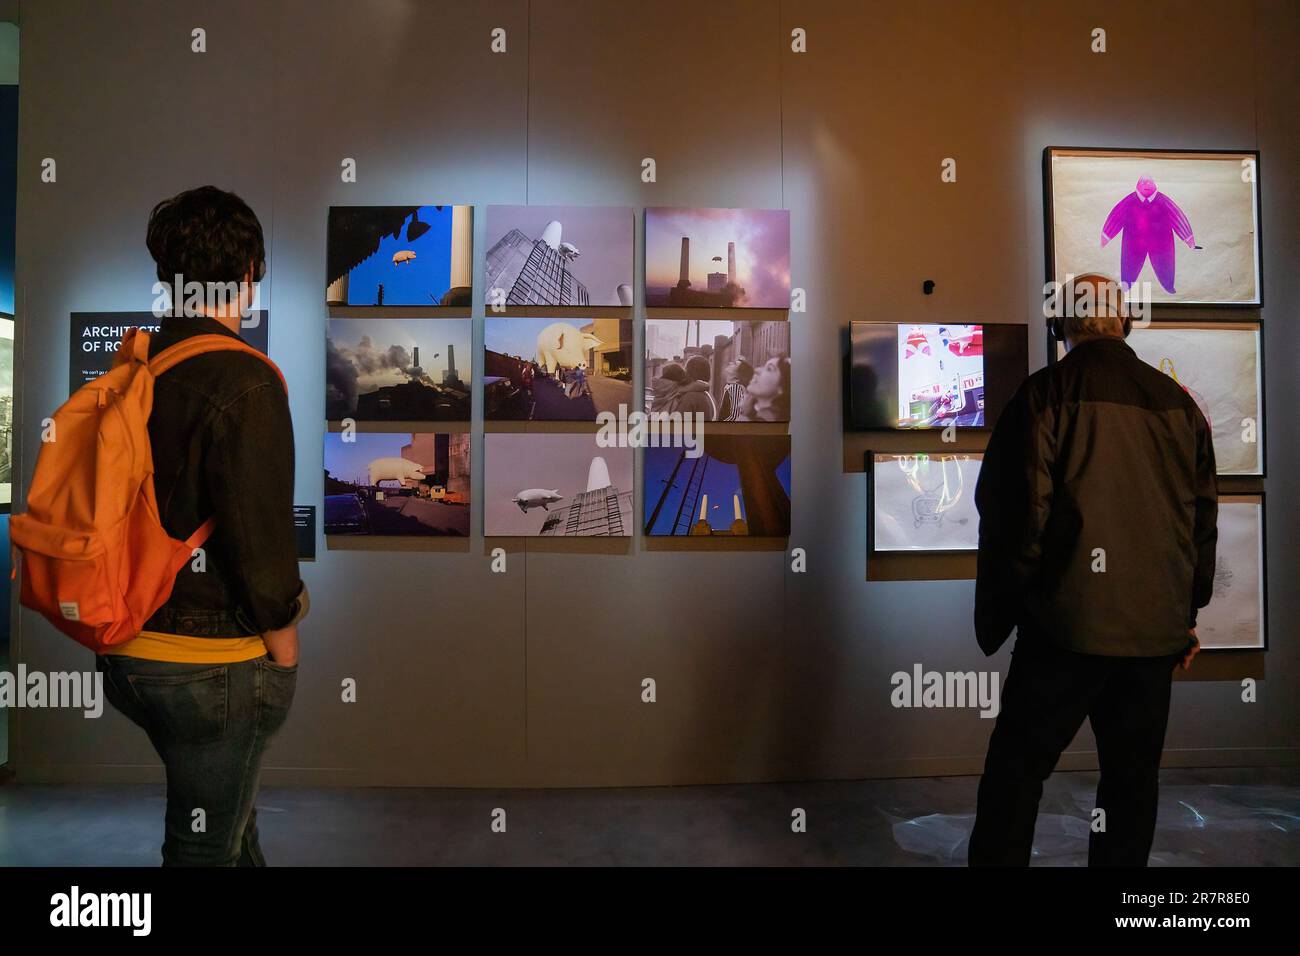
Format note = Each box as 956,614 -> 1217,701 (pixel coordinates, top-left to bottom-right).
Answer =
144,314 -> 305,637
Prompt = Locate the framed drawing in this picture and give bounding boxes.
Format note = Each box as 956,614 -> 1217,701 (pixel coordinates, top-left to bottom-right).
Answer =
326,205 -> 473,307
1127,321 -> 1263,476
1045,147 -> 1262,307
327,317 -> 471,423
644,207 -> 790,309
483,316 -> 633,422
484,205 -> 633,308
1196,495 -> 1266,651
868,452 -> 983,554
645,318 -> 790,422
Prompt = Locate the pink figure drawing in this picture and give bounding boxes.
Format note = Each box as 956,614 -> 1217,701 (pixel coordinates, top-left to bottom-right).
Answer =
1100,175 -> 1195,293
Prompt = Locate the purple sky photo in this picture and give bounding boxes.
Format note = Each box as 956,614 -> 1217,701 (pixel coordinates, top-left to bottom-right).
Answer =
645,207 -> 790,307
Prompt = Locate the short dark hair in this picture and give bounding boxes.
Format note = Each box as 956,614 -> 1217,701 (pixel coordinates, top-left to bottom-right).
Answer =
685,354 -> 711,382
146,185 -> 266,286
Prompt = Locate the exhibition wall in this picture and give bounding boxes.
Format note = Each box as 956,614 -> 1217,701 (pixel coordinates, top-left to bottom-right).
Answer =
8,0 -> 1299,787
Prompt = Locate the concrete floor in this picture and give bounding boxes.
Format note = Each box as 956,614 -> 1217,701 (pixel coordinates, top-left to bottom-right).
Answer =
0,767 -> 1296,866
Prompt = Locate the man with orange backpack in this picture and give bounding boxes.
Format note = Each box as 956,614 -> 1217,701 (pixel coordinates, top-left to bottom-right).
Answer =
14,186 -> 308,865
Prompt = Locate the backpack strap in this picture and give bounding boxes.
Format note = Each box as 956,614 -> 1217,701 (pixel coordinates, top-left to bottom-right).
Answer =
148,332 -> 288,393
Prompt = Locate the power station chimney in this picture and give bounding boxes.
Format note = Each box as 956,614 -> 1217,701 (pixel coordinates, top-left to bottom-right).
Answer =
445,343 -> 456,380
677,236 -> 691,287
586,456 -> 613,492
727,241 -> 736,286
541,220 -> 563,250
412,346 -> 419,368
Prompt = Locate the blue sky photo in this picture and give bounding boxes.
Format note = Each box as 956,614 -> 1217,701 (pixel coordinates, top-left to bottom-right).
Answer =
346,206 -> 454,306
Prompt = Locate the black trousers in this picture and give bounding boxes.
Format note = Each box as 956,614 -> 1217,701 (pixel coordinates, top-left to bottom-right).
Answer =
968,638 -> 1181,867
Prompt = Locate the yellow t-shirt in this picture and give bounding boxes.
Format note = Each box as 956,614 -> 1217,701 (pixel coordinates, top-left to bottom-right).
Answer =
108,631 -> 266,664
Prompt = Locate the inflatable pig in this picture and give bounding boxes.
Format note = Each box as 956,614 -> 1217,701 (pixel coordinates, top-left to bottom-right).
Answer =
368,456 -> 427,488
535,322 -> 602,375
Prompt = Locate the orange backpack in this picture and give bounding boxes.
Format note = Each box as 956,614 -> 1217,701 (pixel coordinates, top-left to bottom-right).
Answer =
11,327 -> 287,653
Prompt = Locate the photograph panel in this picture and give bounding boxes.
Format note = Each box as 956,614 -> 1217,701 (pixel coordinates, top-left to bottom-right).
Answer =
483,317 -> 632,422
644,435 -> 791,537
645,207 -> 790,309
326,205 -> 473,307
326,317 -> 471,422
323,431 -> 470,537
484,205 -> 633,307
645,318 -> 790,422
483,433 -> 634,537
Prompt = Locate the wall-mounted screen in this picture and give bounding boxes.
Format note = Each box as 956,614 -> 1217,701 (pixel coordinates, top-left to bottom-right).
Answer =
483,317 -> 633,421
848,322 -> 1027,430
645,207 -> 790,309
1046,148 -> 1261,307
869,452 -> 982,553
644,435 -> 791,537
323,431 -> 470,537
327,205 -> 473,307
484,205 -> 633,308
1127,322 -> 1263,477
326,317 -> 471,423
645,319 -> 790,422
1196,495 -> 1266,650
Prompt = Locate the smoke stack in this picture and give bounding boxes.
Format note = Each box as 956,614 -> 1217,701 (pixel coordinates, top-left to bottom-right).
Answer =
727,241 -> 736,286
699,493 -> 708,522
733,494 -> 742,521
541,220 -> 563,250
586,456 -> 613,492
445,344 -> 456,380
678,237 -> 690,287
412,346 -> 419,368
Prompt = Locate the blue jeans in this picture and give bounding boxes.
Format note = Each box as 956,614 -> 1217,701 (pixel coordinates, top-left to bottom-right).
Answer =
96,654 -> 297,866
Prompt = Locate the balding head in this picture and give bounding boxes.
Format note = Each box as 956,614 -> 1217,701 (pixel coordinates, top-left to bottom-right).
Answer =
1058,273 -> 1128,349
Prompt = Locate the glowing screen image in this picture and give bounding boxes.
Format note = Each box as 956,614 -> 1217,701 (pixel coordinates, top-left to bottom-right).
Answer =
896,325 -> 985,428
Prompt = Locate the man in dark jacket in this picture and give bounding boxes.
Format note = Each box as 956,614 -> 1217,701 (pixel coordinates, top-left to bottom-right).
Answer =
968,273 -> 1217,867
95,186 -> 308,866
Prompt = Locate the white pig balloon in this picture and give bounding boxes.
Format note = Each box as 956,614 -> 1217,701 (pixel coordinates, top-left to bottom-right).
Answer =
368,456 -> 427,488
535,322 -> 603,375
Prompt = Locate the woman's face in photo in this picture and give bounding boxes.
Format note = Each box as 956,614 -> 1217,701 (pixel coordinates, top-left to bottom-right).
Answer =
748,357 -> 783,398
